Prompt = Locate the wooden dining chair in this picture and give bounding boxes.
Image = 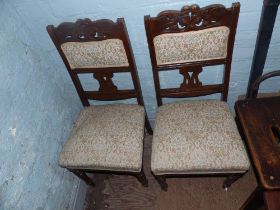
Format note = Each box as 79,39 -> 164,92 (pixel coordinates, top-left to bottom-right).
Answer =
47,18 -> 153,187
144,3 -> 250,191
247,70 -> 280,99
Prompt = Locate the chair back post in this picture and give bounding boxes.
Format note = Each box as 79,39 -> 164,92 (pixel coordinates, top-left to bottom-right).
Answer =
247,70 -> 280,99
47,25 -> 90,106
118,18 -> 145,106
47,18 -> 146,107
222,2 -> 240,101
144,15 -> 164,106
145,3 -> 241,106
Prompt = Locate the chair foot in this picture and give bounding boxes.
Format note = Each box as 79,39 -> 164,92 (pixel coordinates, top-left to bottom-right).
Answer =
223,173 -> 244,190
240,186 -> 263,210
136,169 -> 148,187
68,169 -> 95,187
145,115 -> 153,135
154,175 -> 168,191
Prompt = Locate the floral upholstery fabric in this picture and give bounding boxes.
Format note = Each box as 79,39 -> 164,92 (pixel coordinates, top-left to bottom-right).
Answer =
59,104 -> 145,172
153,26 -> 230,65
61,39 -> 129,69
151,100 -> 250,175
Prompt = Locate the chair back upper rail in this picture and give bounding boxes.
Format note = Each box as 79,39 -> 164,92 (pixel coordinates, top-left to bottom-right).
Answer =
144,3 -> 240,106
247,70 -> 280,99
47,18 -> 144,106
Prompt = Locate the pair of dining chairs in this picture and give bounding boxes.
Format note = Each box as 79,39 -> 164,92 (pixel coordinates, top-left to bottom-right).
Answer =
47,2 -> 250,191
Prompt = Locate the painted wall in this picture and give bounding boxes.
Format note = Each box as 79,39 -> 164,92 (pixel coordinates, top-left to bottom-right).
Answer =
0,0 -> 279,209
0,1 -> 82,210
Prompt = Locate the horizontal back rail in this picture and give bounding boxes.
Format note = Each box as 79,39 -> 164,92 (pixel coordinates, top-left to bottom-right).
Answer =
156,59 -> 227,71
85,90 -> 137,101
71,67 -> 131,74
160,84 -> 224,98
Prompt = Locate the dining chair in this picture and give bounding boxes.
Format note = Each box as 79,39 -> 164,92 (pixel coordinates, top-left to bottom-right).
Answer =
247,70 -> 280,99
47,18 -> 153,187
144,2 -> 250,191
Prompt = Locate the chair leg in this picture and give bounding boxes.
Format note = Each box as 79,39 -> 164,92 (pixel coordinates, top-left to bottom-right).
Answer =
154,174 -> 168,191
239,186 -> 263,210
145,115 -> 153,135
68,169 -> 95,187
135,169 -> 148,187
223,173 -> 244,190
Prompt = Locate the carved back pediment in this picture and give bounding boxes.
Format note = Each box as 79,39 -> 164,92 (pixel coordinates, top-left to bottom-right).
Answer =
52,18 -> 122,43
149,4 -> 232,36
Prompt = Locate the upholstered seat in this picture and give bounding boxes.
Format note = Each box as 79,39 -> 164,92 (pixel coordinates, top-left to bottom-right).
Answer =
151,100 -> 250,175
59,104 -> 145,172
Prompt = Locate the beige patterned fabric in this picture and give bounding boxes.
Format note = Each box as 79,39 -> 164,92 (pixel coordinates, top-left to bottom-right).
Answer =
153,26 -> 230,65
61,39 -> 129,69
151,100 -> 250,175
59,104 -> 145,172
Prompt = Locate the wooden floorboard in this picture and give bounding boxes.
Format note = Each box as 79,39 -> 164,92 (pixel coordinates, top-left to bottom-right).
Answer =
84,135 -> 257,210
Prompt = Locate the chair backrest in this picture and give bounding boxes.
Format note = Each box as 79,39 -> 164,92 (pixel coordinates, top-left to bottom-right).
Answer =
144,3 -> 240,106
247,70 -> 280,99
47,18 -> 145,107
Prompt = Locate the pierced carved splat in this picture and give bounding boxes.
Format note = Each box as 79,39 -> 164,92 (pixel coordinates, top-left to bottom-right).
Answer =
179,66 -> 202,90
53,18 -> 120,43
155,4 -> 229,33
93,72 -> 118,92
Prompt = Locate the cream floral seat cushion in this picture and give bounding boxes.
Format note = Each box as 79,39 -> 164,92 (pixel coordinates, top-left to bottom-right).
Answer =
59,104 -> 145,172
151,100 -> 250,175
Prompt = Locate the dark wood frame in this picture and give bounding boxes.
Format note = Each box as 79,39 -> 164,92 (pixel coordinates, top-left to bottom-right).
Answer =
47,18 -> 152,187
144,3 -> 246,191
236,71 -> 280,209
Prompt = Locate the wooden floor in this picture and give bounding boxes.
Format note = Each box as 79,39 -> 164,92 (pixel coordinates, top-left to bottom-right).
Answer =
84,135 -> 258,210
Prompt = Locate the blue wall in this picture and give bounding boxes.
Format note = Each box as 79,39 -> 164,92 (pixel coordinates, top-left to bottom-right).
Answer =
0,0 -> 280,209
0,1 -> 81,209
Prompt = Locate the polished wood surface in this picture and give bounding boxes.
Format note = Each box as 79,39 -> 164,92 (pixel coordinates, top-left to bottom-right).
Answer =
236,69 -> 280,210
264,191 -> 280,210
235,96 -> 280,190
